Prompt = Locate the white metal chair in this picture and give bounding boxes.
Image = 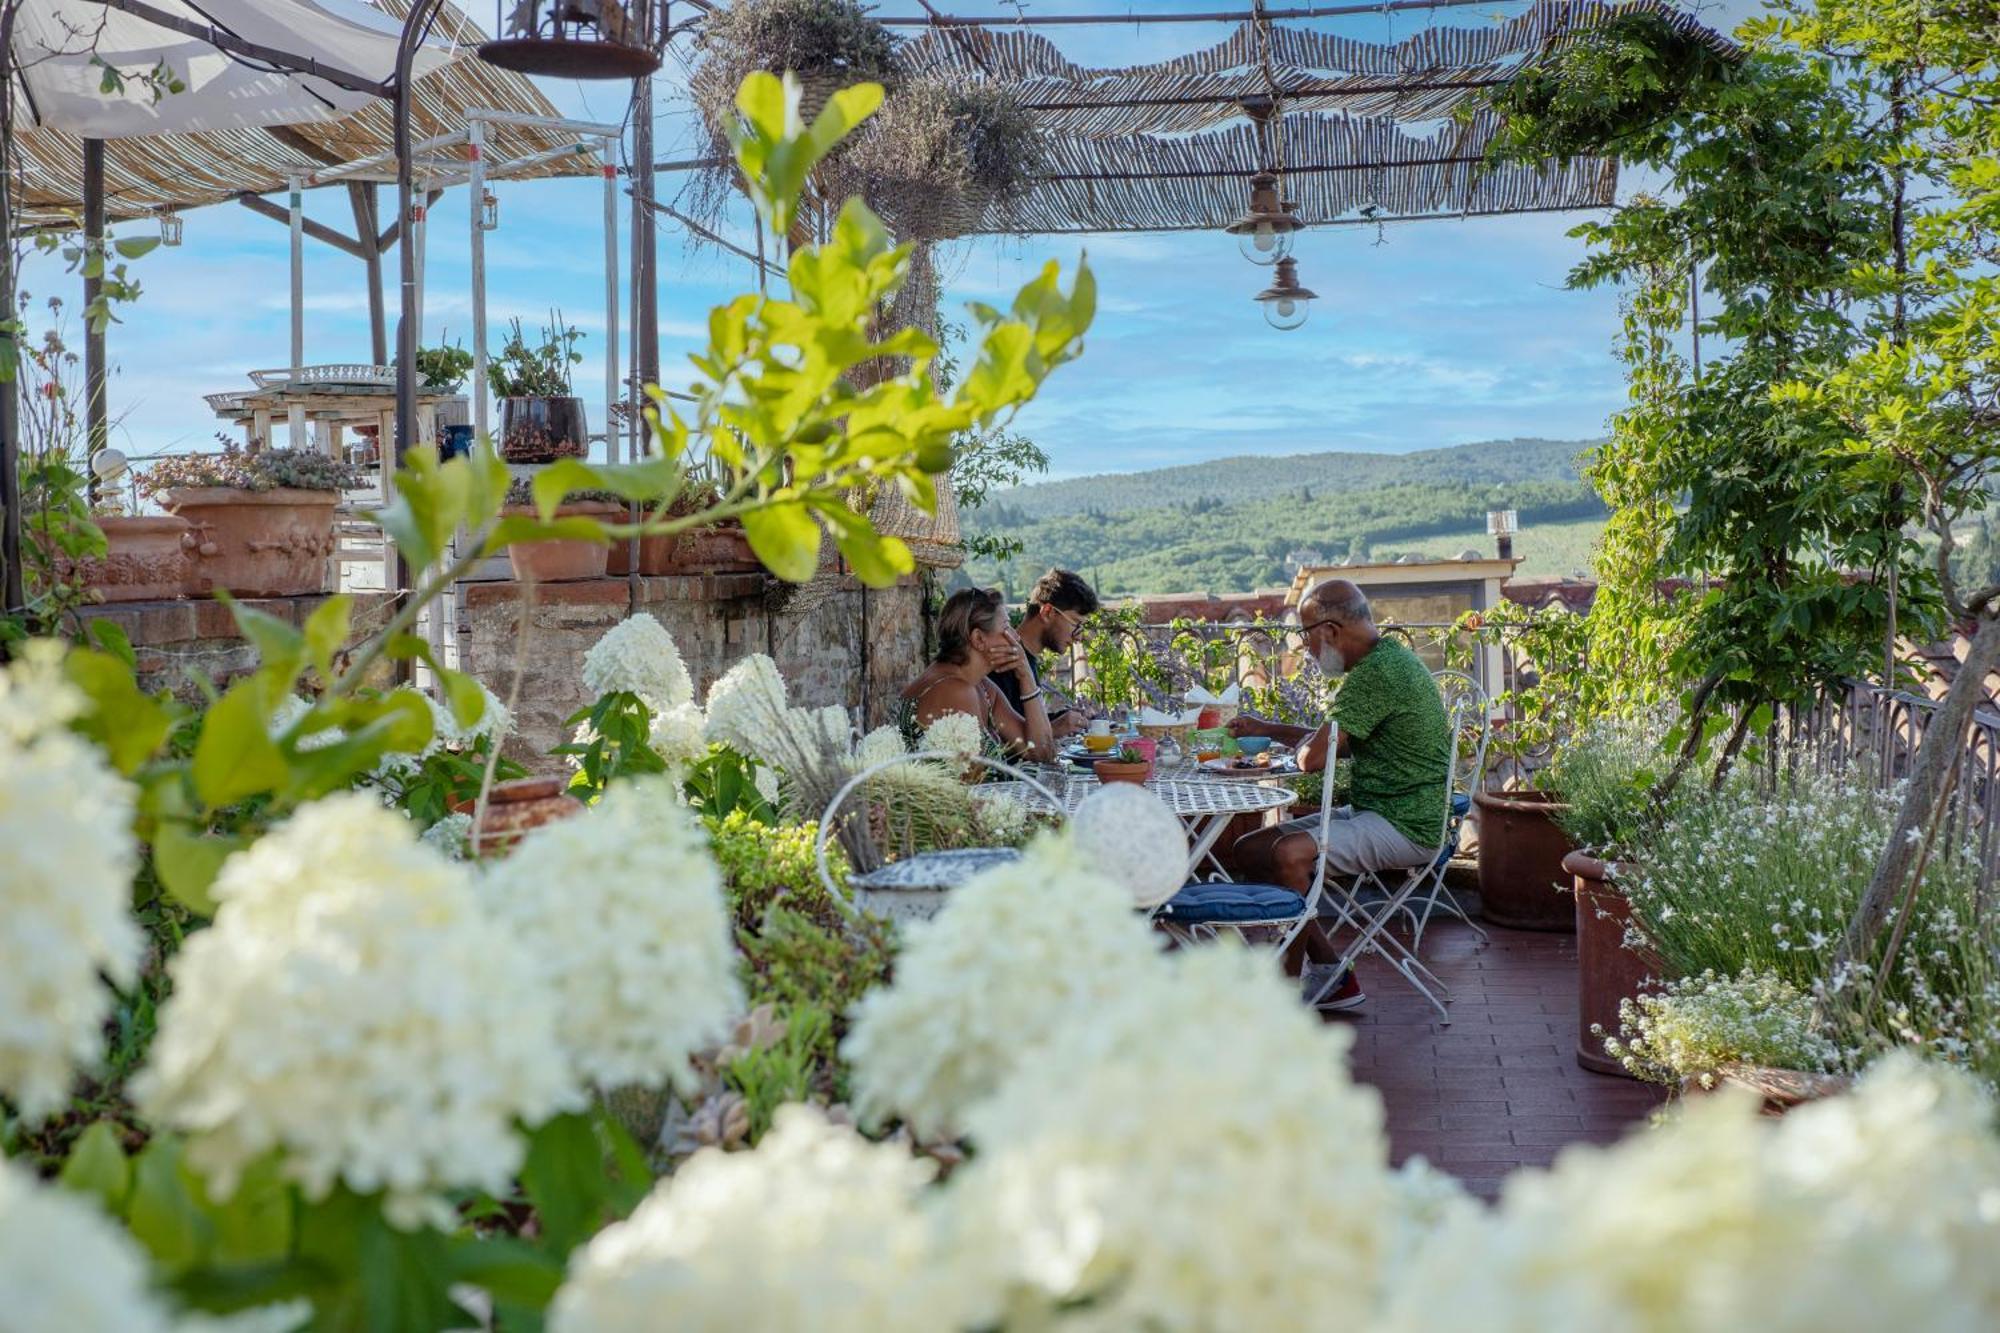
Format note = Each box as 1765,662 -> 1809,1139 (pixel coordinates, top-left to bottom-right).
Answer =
1314,675 -> 1487,1022
813,751 -> 1066,924
1401,670 -> 1492,949
1150,728 -> 1340,960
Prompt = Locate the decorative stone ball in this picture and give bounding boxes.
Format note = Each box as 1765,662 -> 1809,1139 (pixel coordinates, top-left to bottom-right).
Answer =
1070,782 -> 1188,909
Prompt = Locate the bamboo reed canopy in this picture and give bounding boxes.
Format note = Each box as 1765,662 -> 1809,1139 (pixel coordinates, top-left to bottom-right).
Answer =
863,0 -> 1735,235
10,0 -> 599,227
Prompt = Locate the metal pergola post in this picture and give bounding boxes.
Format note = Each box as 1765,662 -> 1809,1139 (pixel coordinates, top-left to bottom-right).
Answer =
0,1 -> 20,616
602,147 -> 620,465
288,174 -> 307,449
83,139 -> 107,496
468,119 -> 489,443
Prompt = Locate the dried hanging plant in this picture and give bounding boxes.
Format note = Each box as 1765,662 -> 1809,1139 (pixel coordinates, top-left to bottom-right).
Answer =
685,0 -> 898,226
839,77 -> 1045,241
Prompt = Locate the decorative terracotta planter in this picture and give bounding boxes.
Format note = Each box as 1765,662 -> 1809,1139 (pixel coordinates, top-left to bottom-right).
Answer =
1475,788 -> 1577,932
473,776 -> 585,857
165,487 -> 338,598
60,515 -> 197,603
1096,759 -> 1153,785
1684,1063 -> 1853,1115
502,503 -> 621,583
607,523 -> 764,577
1566,850 -> 1659,1077
499,395 -> 587,462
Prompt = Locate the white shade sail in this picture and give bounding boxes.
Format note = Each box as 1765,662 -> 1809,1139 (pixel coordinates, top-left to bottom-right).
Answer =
11,0 -> 453,139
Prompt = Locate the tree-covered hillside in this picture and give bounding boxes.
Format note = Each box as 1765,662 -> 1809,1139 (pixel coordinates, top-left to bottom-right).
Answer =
959,439 -> 1606,597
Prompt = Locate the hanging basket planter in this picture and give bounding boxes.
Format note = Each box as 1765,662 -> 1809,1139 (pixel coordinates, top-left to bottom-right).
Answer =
843,78 -> 1043,242
481,2 -> 661,80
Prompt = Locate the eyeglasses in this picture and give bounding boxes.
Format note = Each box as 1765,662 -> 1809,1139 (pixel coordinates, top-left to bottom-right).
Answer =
1051,606 -> 1085,633
1299,617 -> 1342,635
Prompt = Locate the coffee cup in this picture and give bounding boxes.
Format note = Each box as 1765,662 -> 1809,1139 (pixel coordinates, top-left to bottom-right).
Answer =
1087,718 -> 1110,737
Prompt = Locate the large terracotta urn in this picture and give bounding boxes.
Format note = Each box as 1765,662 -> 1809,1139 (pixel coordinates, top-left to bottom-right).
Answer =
473,776 -> 585,857
165,487 -> 338,598
501,502 -> 621,583
1566,850 -> 1658,1077
61,515 -> 196,603
1475,789 -> 1577,931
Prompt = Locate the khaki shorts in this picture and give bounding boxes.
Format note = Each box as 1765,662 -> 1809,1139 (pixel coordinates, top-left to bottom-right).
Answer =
1277,806 -> 1439,877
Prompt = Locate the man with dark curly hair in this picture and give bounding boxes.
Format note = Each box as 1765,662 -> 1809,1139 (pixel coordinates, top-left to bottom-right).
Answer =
989,568 -> 1100,738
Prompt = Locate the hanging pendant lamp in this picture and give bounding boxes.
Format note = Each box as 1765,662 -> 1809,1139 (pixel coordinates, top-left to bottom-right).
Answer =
1253,257 -> 1317,331
1224,171 -> 1304,266
479,1 -> 660,79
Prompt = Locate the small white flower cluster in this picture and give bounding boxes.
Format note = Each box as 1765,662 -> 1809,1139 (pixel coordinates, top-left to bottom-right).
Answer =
482,778 -> 743,1092
841,833 -> 1167,1140
918,710 -> 982,761
702,652 -> 789,758
137,794 -> 577,1223
550,1106 -> 974,1333
583,612 -> 694,711
430,680 -> 513,750
1384,1053 -> 2000,1331
648,700 -> 711,770
0,644 -> 143,1121
855,724 -> 908,768
0,1160 -> 172,1333
1604,969 -> 1839,1088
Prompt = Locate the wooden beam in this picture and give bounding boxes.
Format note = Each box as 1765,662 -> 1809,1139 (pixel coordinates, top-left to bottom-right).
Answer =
351,184 -> 388,365
1037,154 -> 1487,183
237,193 -> 368,260
876,0 -> 1507,26
375,189 -> 443,256
83,140 -> 107,499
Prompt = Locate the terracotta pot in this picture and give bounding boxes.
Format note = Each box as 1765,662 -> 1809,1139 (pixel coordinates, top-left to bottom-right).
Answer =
1475,788 -> 1577,932
1566,850 -> 1659,1077
502,503 -> 620,583
1096,759 -> 1154,785
474,775 -> 585,857
59,515 -> 197,603
165,487 -> 338,597
499,395 -> 587,462
1684,1063 -> 1854,1116
607,523 -> 765,577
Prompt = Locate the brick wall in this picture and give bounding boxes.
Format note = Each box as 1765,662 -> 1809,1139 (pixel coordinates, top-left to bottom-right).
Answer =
77,593 -> 400,699
458,573 -> 930,768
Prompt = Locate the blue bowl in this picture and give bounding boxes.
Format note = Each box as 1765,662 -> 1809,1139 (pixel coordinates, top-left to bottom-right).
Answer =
1237,736 -> 1274,757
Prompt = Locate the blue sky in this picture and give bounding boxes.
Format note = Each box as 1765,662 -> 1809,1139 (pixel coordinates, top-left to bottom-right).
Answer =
21,0 -> 1747,480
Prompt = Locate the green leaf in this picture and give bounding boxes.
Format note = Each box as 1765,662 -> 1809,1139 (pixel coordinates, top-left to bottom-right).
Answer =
301,595 -> 353,682
448,1237 -> 564,1310
114,235 -> 161,260
481,514 -> 611,554
192,677 -> 289,807
87,617 -> 137,669
222,595 -> 305,685
64,649 -> 173,775
521,1112 -> 608,1259
126,1138 -> 209,1274
153,823 -> 246,917
59,1121 -> 131,1216
530,457 -> 682,520
740,502 -> 820,582
437,666 -> 487,733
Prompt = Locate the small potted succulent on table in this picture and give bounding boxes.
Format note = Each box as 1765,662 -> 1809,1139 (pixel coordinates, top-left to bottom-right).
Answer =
139,446 -> 361,597
1094,743 -> 1154,786
499,476 -> 623,583
488,312 -> 587,465
413,340 -> 476,457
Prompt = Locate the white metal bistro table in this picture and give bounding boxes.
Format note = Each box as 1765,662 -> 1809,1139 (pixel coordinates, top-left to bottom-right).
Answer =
990,767 -> 1300,882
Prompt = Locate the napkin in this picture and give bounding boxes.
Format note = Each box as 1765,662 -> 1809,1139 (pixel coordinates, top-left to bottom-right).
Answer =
1184,683 -> 1241,706
1139,705 -> 1203,725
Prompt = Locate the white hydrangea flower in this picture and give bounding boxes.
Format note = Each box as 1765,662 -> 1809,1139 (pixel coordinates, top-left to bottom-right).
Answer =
583,613 -> 693,711
0,652 -> 143,1121
137,794 -> 577,1222
432,680 -> 513,750
648,701 -> 712,771
481,778 -> 742,1092
949,943 -> 1399,1333
918,710 -> 982,761
418,811 -> 473,861
1068,783 -> 1190,907
0,638 -> 82,743
842,833 -> 1164,1139
854,725 -> 908,769
1382,1053 -> 2000,1332
550,1106 -> 974,1333
703,653 -> 788,757
0,1160 -> 172,1333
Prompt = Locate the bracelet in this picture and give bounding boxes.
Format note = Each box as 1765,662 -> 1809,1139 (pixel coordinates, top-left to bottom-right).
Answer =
1020,688 -> 1044,703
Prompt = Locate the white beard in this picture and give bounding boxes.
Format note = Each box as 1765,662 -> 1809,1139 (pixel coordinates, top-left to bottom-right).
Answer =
1315,644 -> 1347,677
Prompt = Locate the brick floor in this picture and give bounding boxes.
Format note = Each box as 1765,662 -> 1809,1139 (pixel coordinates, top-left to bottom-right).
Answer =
1331,919 -> 1663,1200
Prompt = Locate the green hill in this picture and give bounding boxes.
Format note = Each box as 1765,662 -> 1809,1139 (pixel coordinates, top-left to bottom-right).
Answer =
960,438 -> 1606,598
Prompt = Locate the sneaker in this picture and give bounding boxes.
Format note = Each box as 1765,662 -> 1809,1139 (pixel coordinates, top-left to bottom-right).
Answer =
1300,961 -> 1365,1012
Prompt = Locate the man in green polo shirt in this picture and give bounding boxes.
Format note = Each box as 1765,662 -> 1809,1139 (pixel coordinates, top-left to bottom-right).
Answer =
1229,579 -> 1450,1011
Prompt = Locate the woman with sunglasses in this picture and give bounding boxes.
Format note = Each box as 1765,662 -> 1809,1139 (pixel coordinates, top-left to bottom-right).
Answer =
901,586 -> 1057,761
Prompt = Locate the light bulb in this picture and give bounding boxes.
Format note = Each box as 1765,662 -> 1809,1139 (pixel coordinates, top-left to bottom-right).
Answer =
1275,298 -> 1296,317
1252,224 -> 1277,252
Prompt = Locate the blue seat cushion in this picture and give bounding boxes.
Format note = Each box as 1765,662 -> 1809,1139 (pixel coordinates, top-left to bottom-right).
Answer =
1451,791 -> 1472,818
1159,881 -> 1306,925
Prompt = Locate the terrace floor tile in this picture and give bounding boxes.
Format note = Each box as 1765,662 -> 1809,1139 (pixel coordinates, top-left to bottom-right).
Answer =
1327,920 -> 1664,1202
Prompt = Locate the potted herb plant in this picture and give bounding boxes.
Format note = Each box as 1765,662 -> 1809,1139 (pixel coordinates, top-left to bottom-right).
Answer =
488,312 -> 587,464
1095,743 -> 1154,786
413,341 -> 475,396
499,476 -> 623,583
138,447 -> 360,598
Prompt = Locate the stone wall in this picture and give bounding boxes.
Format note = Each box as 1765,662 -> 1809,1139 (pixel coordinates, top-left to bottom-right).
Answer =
457,573 -> 931,768
76,592 -> 400,699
